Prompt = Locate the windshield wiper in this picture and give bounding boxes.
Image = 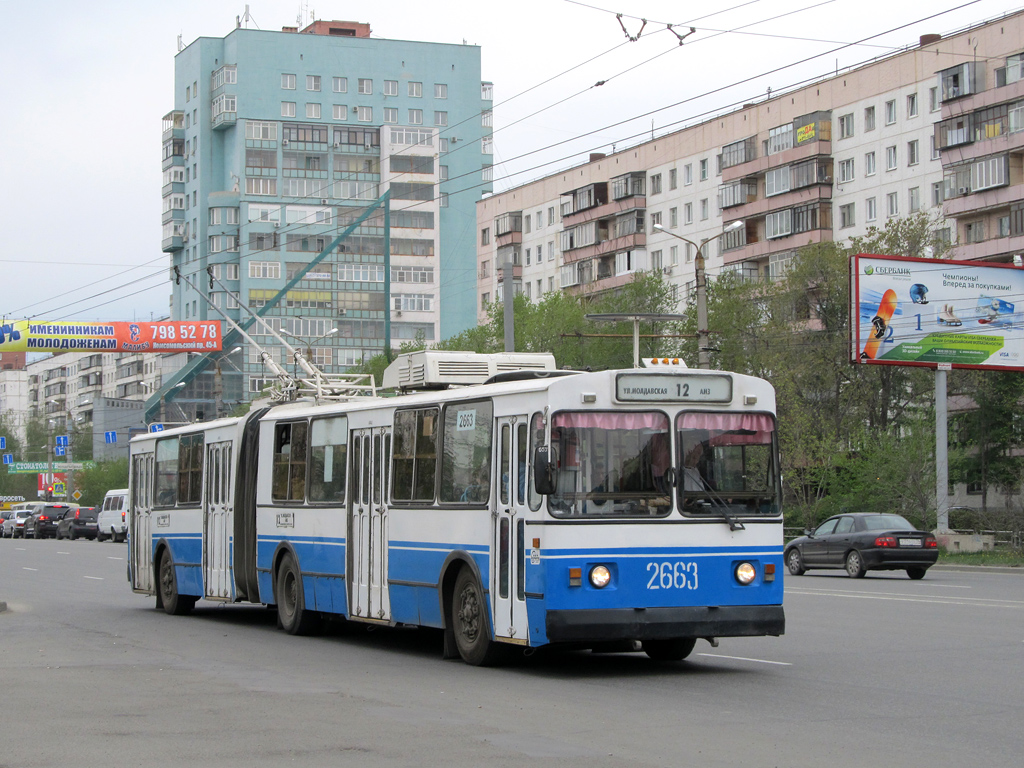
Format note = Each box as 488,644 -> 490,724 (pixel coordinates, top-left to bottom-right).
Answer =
687,484 -> 746,531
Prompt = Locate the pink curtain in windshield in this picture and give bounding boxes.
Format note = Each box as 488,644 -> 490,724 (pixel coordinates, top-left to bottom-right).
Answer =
553,412 -> 668,430
678,413 -> 774,432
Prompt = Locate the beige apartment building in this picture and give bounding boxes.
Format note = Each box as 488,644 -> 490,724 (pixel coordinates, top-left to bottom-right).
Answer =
476,10 -> 1024,316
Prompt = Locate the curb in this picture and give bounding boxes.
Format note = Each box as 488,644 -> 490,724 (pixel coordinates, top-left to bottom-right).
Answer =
933,563 -> 1024,575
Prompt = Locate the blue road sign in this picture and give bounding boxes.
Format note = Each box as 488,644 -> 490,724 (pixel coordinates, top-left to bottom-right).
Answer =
105,431 -> 117,444
149,424 -> 164,433
56,435 -> 69,447
54,446 -> 66,457
0,436 -> 6,450
3,453 -> 12,465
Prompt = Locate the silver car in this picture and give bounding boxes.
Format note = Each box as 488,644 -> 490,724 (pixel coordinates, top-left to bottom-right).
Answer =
2,509 -> 37,538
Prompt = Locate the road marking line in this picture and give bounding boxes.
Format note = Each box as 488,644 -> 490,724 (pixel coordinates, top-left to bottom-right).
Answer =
697,653 -> 792,666
84,576 -> 104,581
790,586 -> 1023,604
787,589 -> 1023,608
22,567 -> 37,571
107,556 -> 124,561
58,551 -> 70,555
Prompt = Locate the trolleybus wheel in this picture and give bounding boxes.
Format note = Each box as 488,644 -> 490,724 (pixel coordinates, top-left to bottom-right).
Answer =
642,637 -> 697,661
275,553 -> 319,636
158,548 -> 196,616
451,568 -> 503,666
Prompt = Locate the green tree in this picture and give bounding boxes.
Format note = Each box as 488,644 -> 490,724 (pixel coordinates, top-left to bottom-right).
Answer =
74,459 -> 129,507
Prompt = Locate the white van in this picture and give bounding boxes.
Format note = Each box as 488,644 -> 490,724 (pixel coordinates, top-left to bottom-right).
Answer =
96,489 -> 128,542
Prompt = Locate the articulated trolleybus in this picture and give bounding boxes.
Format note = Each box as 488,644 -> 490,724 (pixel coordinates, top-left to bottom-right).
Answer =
128,351 -> 784,665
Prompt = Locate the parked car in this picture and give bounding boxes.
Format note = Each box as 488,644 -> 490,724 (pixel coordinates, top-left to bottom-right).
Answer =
96,489 -> 128,543
3,509 -> 38,538
27,504 -> 77,540
56,506 -> 99,540
785,512 -> 938,580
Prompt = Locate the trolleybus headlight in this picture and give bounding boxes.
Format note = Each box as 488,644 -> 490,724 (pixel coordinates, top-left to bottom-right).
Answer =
589,565 -> 611,588
735,562 -> 757,585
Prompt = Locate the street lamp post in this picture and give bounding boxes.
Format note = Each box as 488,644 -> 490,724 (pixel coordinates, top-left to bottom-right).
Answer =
652,221 -> 744,369
279,327 -> 340,371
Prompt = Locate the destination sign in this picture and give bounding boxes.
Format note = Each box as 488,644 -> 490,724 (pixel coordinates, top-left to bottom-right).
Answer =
616,373 -> 732,403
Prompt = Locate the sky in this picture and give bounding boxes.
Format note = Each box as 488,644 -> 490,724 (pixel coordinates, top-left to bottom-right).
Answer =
0,0 -> 1017,325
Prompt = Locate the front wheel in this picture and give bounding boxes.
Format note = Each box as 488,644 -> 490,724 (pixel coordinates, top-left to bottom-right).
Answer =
451,568 -> 504,666
845,550 -> 866,578
906,567 -> 927,580
643,637 -> 697,661
275,553 -> 319,636
786,548 -> 806,576
158,548 -> 195,616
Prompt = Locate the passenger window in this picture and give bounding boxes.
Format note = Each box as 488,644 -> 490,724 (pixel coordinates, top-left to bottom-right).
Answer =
528,413 -> 544,511
835,517 -> 855,534
309,416 -> 347,503
438,400 -> 492,504
177,434 -> 204,505
155,438 -> 179,507
272,422 -> 308,502
392,408 -> 438,502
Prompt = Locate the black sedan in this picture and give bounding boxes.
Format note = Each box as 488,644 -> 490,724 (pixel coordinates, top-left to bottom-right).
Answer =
785,513 -> 938,580
56,506 -> 98,540
27,504 -> 76,540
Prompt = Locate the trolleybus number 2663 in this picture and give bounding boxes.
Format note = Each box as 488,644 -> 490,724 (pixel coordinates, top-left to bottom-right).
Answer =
646,561 -> 699,590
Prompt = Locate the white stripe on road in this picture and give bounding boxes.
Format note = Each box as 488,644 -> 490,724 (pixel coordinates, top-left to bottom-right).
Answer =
697,653 -> 792,666
107,557 -> 124,561
788,587 -> 1024,608
22,567 -> 37,571
58,551 -> 70,555
84,576 -> 104,581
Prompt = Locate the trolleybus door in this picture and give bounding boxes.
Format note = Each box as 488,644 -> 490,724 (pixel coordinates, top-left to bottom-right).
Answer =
203,441 -> 233,600
493,416 -> 529,643
349,427 -> 392,621
130,452 -> 155,593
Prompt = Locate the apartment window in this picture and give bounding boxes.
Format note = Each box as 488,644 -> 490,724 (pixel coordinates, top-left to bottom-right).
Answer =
246,178 -> 277,196
405,81 -> 422,98
249,261 -> 281,279
684,164 -> 693,185
700,199 -> 708,220
930,135 -> 939,160
306,103 -> 321,119
481,110 -> 493,128
932,181 -> 944,207
383,80 -> 398,96
282,73 -> 296,89
838,158 -> 855,183
650,212 -> 662,230
524,214 -> 532,234
865,151 -> 876,176
866,196 -> 877,222
357,106 -> 372,122
684,203 -> 692,225
307,75 -> 321,92
650,173 -> 662,194
669,207 -> 678,228
333,105 -> 348,121
907,139 -> 919,166
765,166 -> 791,196
906,93 -> 918,118
929,86 -> 940,112
864,106 -> 876,131
482,136 -> 493,154
838,113 -> 854,139
965,221 -> 985,243
358,78 -> 372,95
998,215 -> 1011,238
548,240 -> 555,261
972,155 -> 1009,191
536,210 -> 544,228
886,145 -> 897,171
434,111 -> 448,126
525,248 -> 531,266
383,107 -> 398,124
669,168 -> 677,190
434,83 -> 447,98
281,102 -> 296,118
840,203 -> 855,229
246,120 -> 277,140
909,186 -> 921,213
766,210 -> 792,239
886,192 -> 899,218
699,158 -> 708,181
333,76 -> 348,93
480,227 -> 490,246
408,109 -> 423,125
885,100 -> 896,125
767,124 -> 794,155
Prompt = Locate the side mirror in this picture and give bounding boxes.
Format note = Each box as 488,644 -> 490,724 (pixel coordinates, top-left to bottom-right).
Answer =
804,529 -> 812,537
533,446 -> 556,495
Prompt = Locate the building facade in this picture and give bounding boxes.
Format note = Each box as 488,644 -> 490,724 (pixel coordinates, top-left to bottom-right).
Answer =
476,11 -> 1024,317
162,19 -> 492,401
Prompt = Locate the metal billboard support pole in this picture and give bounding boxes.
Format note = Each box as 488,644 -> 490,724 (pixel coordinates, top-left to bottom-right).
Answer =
935,365 -> 950,532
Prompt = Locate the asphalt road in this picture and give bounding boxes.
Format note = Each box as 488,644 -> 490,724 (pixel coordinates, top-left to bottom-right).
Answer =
1,538 -> 1021,768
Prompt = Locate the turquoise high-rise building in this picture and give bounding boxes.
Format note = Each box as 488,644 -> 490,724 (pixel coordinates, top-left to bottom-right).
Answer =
161,19 -> 491,409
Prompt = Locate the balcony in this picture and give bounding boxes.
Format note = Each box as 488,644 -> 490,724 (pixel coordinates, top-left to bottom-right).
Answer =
561,232 -> 647,264
561,195 -> 645,227
723,228 -> 829,265
721,138 -> 832,183
944,182 -> 1023,217
212,107 -> 237,131
953,233 -> 1024,262
162,111 -> 185,140
727,184 -> 833,219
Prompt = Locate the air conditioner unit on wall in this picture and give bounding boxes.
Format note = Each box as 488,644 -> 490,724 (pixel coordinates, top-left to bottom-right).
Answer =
958,187 -> 968,195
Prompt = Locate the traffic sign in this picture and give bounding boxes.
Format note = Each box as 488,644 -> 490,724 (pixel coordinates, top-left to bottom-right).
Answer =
6,461 -> 96,474
150,424 -> 165,433
53,482 -> 66,496
72,490 -> 83,501
54,446 -> 66,457
105,431 -> 118,444
0,436 -> 5,450
2,453 -> 12,465
56,435 -> 69,447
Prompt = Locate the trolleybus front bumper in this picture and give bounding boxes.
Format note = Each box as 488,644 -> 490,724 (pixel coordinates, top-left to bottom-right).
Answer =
546,604 -> 785,643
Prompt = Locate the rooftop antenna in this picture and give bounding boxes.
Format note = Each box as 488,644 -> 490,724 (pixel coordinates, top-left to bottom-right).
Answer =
176,33 -> 184,52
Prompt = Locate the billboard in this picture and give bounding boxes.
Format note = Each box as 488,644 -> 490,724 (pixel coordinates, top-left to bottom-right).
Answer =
0,321 -> 222,354
851,253 -> 1024,371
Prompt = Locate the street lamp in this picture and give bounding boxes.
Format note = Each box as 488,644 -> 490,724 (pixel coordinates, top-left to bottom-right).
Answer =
279,326 -> 339,369
653,220 -> 744,369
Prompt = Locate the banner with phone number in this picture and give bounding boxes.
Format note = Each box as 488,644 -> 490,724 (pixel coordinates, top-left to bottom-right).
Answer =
0,320 -> 222,353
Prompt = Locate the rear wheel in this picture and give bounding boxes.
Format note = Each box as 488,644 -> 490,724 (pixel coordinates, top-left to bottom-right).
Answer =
70,530 -> 78,541
96,529 -> 107,542
643,637 -> 697,661
786,548 -> 806,576
158,548 -> 195,616
906,567 -> 927,580
451,568 -> 504,666
275,553 -> 319,636
845,550 -> 866,578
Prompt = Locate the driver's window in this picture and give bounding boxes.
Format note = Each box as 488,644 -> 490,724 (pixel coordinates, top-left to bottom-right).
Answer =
815,518 -> 839,536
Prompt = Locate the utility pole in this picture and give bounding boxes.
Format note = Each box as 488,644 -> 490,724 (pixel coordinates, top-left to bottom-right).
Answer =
502,259 -> 515,352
